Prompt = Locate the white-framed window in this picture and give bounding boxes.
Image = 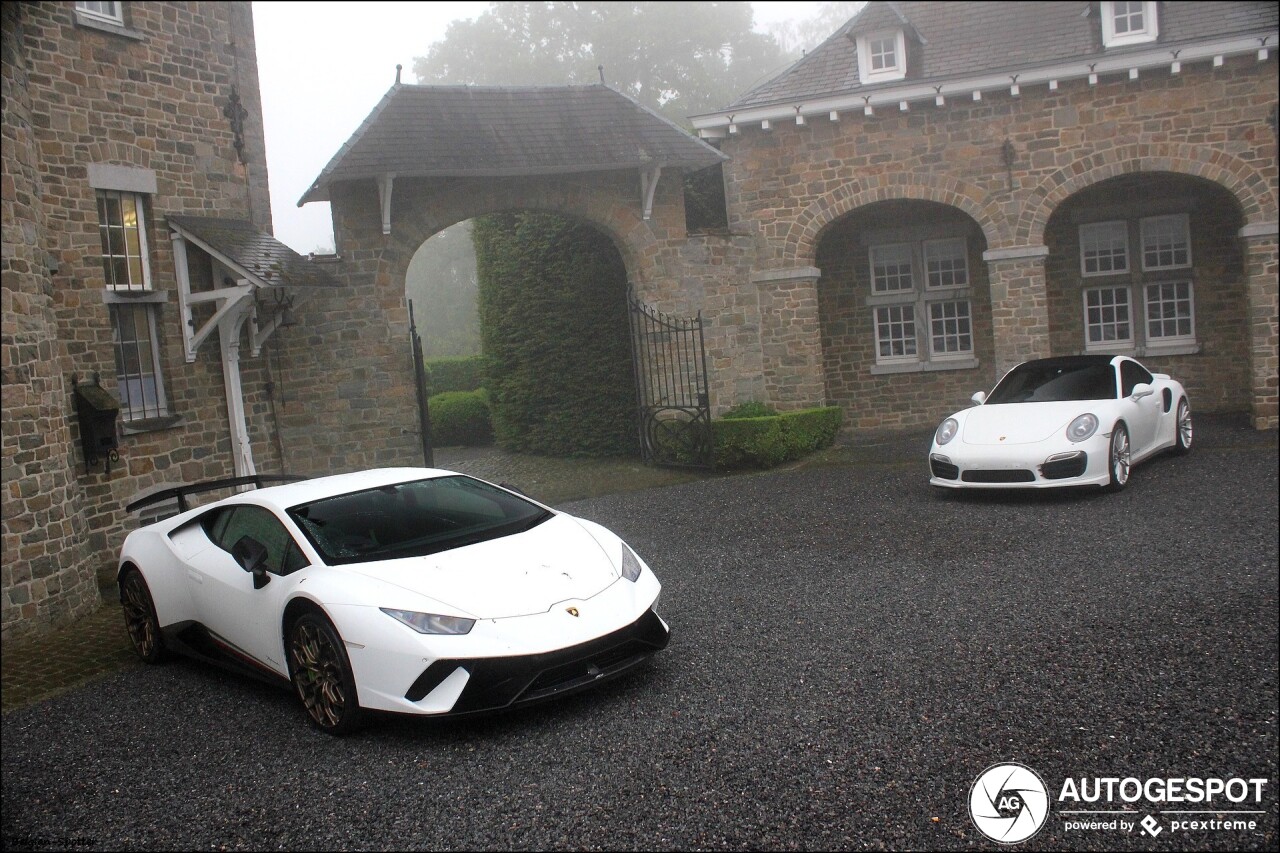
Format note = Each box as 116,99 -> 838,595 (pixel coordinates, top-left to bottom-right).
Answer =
110,302 -> 169,420
1078,214 -> 1196,354
1079,221 -> 1128,276
856,29 -> 907,82
1140,214 -> 1191,271
75,1 -> 124,25
1101,1 -> 1158,48
867,234 -> 975,369
96,189 -> 151,291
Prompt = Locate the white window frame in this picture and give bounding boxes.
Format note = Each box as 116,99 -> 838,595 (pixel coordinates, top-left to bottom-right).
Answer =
1079,221 -> 1129,277
856,29 -> 907,82
96,189 -> 152,292
110,300 -> 170,421
1101,1 -> 1158,48
75,1 -> 124,25
1083,285 -> 1134,351
867,234 -> 975,370
1144,280 -> 1196,346
1140,214 -> 1191,271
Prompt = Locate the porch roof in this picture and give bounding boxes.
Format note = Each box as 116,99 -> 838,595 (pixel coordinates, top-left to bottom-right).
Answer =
164,216 -> 341,290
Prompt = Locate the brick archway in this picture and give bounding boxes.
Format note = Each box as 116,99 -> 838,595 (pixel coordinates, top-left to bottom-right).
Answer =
785,176 -> 1006,269
1019,143 -> 1276,245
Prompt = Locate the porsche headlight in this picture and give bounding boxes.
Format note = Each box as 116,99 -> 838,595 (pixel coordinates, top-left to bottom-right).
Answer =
1066,413 -> 1099,443
935,418 -> 959,446
621,542 -> 643,582
380,608 -> 475,635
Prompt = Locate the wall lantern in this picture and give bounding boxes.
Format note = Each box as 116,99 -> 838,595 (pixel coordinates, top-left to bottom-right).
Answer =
71,372 -> 120,476
1000,138 -> 1017,191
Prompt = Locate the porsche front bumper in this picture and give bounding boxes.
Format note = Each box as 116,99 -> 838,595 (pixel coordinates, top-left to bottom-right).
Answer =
928,436 -> 1112,489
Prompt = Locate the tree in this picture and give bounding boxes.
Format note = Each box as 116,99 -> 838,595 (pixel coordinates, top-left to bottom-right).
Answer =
414,1 -> 789,123
766,1 -> 865,56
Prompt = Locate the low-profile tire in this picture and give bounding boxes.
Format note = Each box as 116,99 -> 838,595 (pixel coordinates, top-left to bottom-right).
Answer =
1104,423 -> 1131,492
287,611 -> 363,736
120,567 -> 170,664
1173,397 -> 1193,455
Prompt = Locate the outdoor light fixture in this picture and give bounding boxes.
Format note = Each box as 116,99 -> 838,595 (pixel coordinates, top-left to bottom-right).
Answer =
1001,138 -> 1017,192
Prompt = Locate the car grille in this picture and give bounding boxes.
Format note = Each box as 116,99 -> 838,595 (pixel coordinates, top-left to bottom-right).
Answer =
1040,452 -> 1088,480
961,469 -> 1037,483
930,457 -> 959,480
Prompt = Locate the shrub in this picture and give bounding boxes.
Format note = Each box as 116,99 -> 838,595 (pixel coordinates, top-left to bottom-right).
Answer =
721,401 -> 778,420
428,389 -> 493,447
424,355 -> 485,394
713,406 -> 843,469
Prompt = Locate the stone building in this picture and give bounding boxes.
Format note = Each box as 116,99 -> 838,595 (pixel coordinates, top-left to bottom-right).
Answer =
3,1 -> 1277,638
1,1 -> 334,638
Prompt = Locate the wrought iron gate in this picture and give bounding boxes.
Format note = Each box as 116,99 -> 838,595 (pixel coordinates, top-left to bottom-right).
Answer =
627,291 -> 713,469
409,300 -> 434,467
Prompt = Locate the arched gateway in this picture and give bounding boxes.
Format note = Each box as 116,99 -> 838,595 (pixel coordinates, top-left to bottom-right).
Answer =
277,84 -> 726,473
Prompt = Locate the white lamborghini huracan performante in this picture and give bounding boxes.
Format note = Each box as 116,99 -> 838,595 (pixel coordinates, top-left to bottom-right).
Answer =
118,468 -> 669,734
929,355 -> 1193,491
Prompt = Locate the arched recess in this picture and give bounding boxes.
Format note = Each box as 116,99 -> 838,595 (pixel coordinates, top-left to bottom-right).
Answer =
1020,142 -> 1276,245
787,176 -> 1006,270
815,198 -> 992,431
1043,171 -> 1252,413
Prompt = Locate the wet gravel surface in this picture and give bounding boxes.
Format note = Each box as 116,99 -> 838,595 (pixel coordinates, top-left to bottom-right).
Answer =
3,418 -> 1276,851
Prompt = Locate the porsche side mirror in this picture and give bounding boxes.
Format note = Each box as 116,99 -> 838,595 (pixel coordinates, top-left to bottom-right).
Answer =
231,535 -> 271,589
971,391 -> 987,405
1130,383 -> 1155,401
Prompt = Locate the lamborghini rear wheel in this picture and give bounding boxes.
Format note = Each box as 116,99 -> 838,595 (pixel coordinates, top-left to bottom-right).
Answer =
120,568 -> 170,664
287,611 -> 363,735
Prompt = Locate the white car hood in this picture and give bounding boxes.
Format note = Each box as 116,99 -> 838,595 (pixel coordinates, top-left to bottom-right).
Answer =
961,401 -> 1099,445
343,513 -> 618,619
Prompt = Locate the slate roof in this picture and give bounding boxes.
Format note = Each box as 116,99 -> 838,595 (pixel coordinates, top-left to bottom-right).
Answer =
165,217 -> 341,289
300,84 -> 728,205
712,1 -> 1278,113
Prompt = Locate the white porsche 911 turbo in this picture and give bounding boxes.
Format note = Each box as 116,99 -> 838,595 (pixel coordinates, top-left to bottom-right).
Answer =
928,355 -> 1192,491
118,468 -> 669,734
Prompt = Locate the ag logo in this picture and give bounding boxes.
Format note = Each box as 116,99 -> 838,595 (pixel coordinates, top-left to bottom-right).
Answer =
969,762 -> 1049,844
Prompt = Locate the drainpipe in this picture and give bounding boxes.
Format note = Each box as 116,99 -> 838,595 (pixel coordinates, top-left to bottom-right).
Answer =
219,305 -> 256,477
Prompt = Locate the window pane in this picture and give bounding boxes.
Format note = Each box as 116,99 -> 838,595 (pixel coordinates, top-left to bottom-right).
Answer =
875,304 -> 916,359
1114,1 -> 1144,34
929,300 -> 973,355
1085,287 -> 1132,346
1141,215 -> 1190,270
870,37 -> 896,71
924,238 -> 968,288
96,190 -> 149,290
870,244 -> 913,293
1080,222 -> 1128,275
111,303 -> 167,420
1146,281 -> 1194,341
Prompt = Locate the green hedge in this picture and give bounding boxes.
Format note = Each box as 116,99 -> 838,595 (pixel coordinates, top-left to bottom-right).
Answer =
424,355 -> 485,394
428,389 -> 493,447
713,406 -> 843,469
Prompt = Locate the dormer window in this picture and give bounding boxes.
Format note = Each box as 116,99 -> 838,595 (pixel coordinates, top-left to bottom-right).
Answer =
1101,1 -> 1158,48
857,29 -> 907,82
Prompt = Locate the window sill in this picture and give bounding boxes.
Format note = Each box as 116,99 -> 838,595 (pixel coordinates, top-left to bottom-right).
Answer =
871,358 -> 979,376
121,415 -> 184,435
1140,342 -> 1201,358
73,10 -> 145,40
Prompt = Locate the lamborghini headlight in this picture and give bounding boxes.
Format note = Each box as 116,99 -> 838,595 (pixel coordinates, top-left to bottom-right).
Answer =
935,418 -> 959,446
621,542 -> 643,582
1066,413 -> 1099,443
380,608 -> 475,635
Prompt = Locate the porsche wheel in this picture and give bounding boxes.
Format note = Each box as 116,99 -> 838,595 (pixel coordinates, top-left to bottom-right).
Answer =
1105,423 -> 1130,492
120,568 -> 169,663
288,611 -> 363,735
1173,398 -> 1193,454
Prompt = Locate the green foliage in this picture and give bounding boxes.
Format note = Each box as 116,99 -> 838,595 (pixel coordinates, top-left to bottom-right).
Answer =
428,389 -> 493,447
714,407 -> 843,469
423,355 -> 485,394
683,164 -> 729,232
406,221 -> 481,357
721,400 -> 779,420
475,211 -> 637,457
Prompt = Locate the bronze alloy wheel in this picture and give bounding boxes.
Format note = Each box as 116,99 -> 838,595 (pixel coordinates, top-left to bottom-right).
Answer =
288,613 -> 362,735
120,569 -> 168,663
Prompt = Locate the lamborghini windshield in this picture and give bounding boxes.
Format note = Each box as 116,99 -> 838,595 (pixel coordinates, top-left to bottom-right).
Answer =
986,360 -> 1117,404
288,475 -> 552,565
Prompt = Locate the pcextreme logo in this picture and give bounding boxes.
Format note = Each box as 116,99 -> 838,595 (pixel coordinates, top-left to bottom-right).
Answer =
968,762 -> 1272,845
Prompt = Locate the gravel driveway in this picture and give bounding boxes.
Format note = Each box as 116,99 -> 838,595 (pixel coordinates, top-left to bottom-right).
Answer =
3,417 -> 1276,851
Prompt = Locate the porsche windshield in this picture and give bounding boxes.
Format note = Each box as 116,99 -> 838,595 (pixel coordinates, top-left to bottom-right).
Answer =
288,476 -> 552,565
987,361 -> 1117,404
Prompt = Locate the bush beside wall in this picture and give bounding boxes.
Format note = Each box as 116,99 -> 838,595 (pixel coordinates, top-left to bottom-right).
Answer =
424,355 -> 486,394
429,389 -> 494,447
714,406 -> 843,469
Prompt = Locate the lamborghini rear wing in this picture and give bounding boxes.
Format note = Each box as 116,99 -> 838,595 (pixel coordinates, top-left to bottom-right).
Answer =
126,474 -> 307,515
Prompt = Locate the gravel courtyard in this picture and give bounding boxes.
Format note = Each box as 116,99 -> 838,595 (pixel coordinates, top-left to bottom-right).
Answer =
3,417 -> 1276,851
